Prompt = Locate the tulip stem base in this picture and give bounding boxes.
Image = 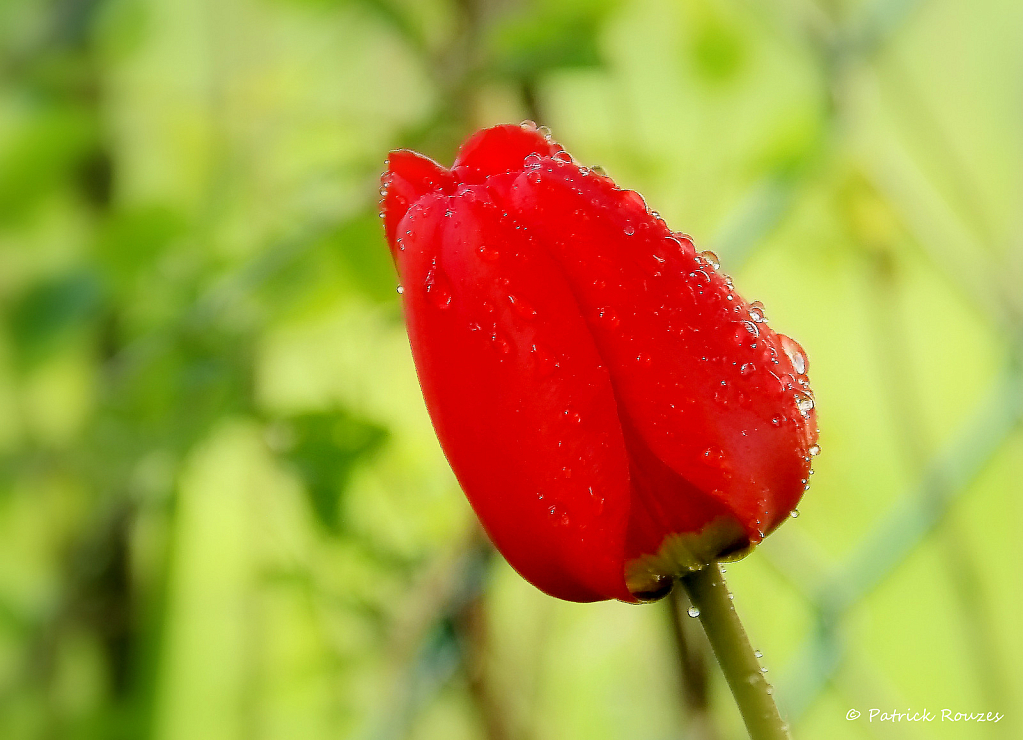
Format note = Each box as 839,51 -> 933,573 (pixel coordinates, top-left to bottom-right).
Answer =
680,563 -> 792,740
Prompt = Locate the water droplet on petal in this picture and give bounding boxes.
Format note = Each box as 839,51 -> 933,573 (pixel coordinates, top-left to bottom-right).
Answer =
701,446 -> 725,467
478,244 -> 500,262
687,606 -> 701,618
520,119 -> 538,130
789,509 -> 800,519
629,575 -> 673,603
621,190 -> 647,211
809,444 -> 821,456
754,650 -> 763,659
794,391 -> 814,417
491,332 -> 512,355
690,269 -> 711,287
424,259 -> 452,309
538,125 -> 552,140
741,320 -> 759,338
553,151 -> 573,164
597,307 -> 620,328
508,294 -> 538,320
740,362 -> 756,377
748,300 -> 767,323
396,285 -> 404,295
780,334 -> 808,375
591,165 -> 607,176
523,153 -> 543,169
624,224 -> 635,236
531,344 -> 559,376
699,250 -> 720,270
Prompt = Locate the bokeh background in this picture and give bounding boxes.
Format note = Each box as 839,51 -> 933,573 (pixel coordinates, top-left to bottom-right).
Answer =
1,0 -> 1021,738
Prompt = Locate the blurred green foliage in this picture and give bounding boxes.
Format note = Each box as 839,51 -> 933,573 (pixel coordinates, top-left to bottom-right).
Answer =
0,0 -> 1021,739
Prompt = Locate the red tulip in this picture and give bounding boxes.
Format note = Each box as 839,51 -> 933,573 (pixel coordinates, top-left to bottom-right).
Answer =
380,123 -> 818,603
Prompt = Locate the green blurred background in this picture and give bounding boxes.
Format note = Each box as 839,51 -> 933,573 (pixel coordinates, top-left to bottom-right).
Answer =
0,0 -> 1021,738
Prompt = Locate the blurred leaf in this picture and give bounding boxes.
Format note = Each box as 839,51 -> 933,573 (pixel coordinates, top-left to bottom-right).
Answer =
7,269 -> 104,367
485,0 -> 616,81
0,106 -> 97,225
93,205 -> 186,290
328,210 -> 398,303
689,6 -> 747,83
110,327 -> 255,452
272,409 -> 388,533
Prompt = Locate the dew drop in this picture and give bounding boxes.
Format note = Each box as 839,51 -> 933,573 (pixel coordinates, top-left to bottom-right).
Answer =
629,575 -> 673,603
424,259 -> 453,309
520,119 -> 538,130
689,269 -> 711,287
396,285 -> 404,295
780,334 -> 808,375
687,606 -> 701,618
701,446 -> 725,467
491,332 -> 512,355
748,300 -> 767,323
771,415 -> 782,426
794,392 -> 814,417
527,171 -> 542,185
531,344 -> 559,376
621,190 -> 647,211
754,650 -> 763,659
563,408 -> 582,424
740,362 -> 756,377
523,153 -> 543,169
624,224 -> 635,236
809,443 -> 821,456
553,150 -> 573,164
699,250 -> 720,270
741,320 -> 759,338
478,244 -> 500,262
789,509 -> 800,519
508,294 -> 538,320
538,125 -> 552,140
591,165 -> 607,176
597,306 -> 620,328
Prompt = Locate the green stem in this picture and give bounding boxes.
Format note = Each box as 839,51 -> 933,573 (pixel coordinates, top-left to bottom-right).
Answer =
680,564 -> 791,740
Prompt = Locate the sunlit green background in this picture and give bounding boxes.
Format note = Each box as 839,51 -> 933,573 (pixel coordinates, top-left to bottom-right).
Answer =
1,0 -> 1021,738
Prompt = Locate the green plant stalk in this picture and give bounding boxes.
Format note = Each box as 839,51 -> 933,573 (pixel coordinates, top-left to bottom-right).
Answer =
680,563 -> 792,740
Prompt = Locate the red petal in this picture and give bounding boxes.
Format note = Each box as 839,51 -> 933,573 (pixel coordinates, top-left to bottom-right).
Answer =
381,150 -> 456,255
495,160 -> 816,551
394,186 -> 633,602
452,124 -> 561,184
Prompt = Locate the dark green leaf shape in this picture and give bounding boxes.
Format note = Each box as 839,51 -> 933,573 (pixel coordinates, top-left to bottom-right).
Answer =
275,409 -> 388,533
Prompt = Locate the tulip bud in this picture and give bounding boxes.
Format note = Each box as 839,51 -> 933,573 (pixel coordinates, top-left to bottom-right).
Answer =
381,124 -> 818,603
